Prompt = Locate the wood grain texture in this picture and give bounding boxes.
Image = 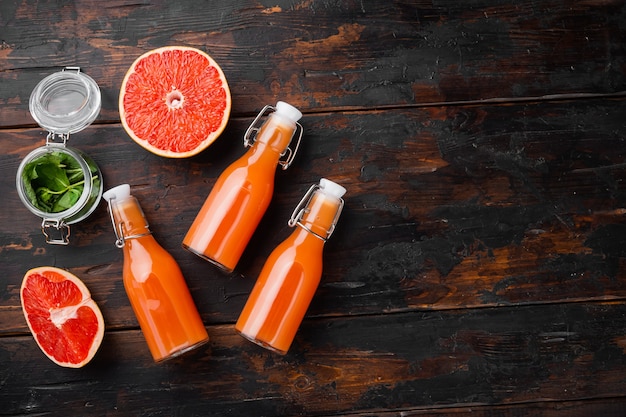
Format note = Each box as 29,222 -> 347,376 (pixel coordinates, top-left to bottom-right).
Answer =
1,0 -> 625,415
1,0 -> 625,126
1,303 -> 625,415
2,99 -> 625,333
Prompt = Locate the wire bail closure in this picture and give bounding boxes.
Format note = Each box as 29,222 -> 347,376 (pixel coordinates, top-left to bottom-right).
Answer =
106,197 -> 126,248
288,183 -> 345,241
41,218 -> 71,245
106,195 -> 152,248
46,131 -> 70,146
243,105 -> 304,170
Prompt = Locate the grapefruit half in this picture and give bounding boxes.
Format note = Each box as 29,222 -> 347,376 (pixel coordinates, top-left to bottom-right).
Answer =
119,46 -> 232,158
20,266 -> 105,368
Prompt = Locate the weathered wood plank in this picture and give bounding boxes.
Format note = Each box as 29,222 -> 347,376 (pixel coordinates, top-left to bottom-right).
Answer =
1,2 -> 625,416
339,399 -> 626,417
1,302 -> 625,416
1,0 -> 624,127
1,99 -> 625,334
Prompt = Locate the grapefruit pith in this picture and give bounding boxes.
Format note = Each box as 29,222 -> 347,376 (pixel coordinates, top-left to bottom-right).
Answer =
20,266 -> 105,368
119,46 -> 231,158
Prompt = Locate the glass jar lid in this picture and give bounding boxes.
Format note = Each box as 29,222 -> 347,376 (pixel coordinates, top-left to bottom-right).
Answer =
29,67 -> 101,135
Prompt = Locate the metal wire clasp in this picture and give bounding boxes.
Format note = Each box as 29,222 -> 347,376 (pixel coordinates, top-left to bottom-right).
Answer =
288,184 -> 344,241
45,131 -> 70,146
106,196 -> 152,248
106,198 -> 126,248
243,105 -> 304,170
41,218 -> 70,245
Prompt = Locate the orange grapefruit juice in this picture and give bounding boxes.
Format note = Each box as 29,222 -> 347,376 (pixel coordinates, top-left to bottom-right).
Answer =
236,180 -> 345,354
111,191 -> 209,362
183,111 -> 299,272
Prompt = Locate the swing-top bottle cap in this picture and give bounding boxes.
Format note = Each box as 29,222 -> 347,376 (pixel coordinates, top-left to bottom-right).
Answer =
104,184 -> 150,248
103,183 -> 131,202
275,101 -> 302,123
319,178 -> 346,199
288,178 -> 346,240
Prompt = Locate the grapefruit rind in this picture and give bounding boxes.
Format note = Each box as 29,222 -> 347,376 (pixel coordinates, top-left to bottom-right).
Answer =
119,46 -> 232,158
20,266 -> 105,368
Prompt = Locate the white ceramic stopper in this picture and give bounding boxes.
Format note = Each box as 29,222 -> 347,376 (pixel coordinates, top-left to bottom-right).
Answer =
275,101 -> 302,123
103,184 -> 131,202
319,178 -> 346,199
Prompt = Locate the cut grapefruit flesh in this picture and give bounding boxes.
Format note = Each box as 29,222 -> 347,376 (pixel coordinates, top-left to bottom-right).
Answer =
20,266 -> 105,368
119,46 -> 232,158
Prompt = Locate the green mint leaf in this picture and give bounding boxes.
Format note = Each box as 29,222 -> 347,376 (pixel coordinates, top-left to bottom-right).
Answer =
66,168 -> 84,183
52,187 -> 82,212
21,167 -> 39,208
20,151 -> 89,213
34,162 -> 70,192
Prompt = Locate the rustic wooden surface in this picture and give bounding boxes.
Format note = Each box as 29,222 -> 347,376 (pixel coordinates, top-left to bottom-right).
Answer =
1,1 -> 626,416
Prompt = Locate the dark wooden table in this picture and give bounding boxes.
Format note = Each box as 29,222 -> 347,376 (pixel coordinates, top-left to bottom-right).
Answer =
2,1 -> 626,416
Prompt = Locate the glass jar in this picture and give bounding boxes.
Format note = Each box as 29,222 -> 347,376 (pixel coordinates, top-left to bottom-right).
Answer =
15,67 -> 103,245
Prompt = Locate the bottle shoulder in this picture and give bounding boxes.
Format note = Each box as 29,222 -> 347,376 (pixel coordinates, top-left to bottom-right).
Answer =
285,228 -> 326,252
222,146 -> 279,179
122,236 -> 183,279
124,235 -> 168,256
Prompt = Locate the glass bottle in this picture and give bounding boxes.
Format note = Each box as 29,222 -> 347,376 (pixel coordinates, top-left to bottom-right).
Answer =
183,101 -> 303,273
15,67 -> 103,244
235,178 -> 346,354
104,184 -> 209,362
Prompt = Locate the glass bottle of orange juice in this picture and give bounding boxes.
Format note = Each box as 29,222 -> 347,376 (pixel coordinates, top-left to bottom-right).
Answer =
183,101 -> 303,273
103,184 -> 209,362
235,178 -> 346,354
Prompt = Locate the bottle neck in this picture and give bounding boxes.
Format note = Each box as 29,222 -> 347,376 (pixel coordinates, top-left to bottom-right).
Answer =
253,113 -> 296,156
109,195 -> 152,246
295,190 -> 343,241
288,224 -> 326,251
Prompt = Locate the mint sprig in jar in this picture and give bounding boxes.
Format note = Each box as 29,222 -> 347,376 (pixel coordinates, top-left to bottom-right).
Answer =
16,67 -> 103,245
